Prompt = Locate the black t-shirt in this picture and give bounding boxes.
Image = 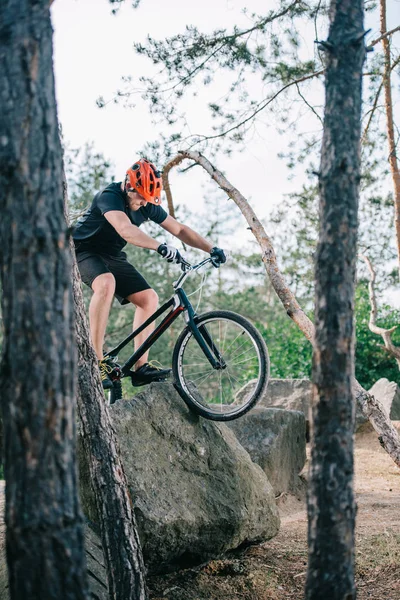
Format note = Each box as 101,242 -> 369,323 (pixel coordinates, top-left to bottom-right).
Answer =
72,182 -> 168,255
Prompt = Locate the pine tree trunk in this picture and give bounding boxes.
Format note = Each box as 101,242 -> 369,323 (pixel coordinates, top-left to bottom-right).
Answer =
306,1 -> 365,597
67,179 -> 148,599
0,2 -> 89,598
380,0 -> 400,280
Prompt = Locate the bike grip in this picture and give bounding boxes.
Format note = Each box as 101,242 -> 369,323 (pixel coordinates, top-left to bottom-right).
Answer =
157,243 -> 168,258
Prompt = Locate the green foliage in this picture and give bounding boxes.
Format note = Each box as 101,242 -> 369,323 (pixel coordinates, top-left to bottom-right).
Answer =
211,281 -> 313,379
261,312 -> 313,380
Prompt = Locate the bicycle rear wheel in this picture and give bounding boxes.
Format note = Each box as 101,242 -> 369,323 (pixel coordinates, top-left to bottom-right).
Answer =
172,310 -> 269,421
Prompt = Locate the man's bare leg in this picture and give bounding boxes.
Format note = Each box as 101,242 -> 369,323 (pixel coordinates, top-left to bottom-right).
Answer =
89,273 -> 116,360
126,289 -> 159,369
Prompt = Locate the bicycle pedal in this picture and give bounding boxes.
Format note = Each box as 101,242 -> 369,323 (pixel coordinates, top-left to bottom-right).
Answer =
129,374 -> 169,387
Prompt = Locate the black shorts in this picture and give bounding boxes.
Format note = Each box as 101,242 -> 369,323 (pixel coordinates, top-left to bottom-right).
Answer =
75,246 -> 151,305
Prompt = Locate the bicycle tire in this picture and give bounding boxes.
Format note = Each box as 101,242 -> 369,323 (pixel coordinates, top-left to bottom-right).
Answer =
107,379 -> 123,405
172,310 -> 269,421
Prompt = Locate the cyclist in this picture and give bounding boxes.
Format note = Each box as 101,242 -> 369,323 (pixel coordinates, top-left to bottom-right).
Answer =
73,158 -> 226,389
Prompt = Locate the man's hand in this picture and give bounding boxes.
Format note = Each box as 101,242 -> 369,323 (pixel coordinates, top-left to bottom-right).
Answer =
157,243 -> 183,264
210,247 -> 226,267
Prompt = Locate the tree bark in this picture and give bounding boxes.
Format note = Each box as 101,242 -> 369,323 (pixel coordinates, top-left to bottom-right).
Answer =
306,1 -> 365,596
162,151 -> 400,469
380,0 -> 400,280
162,157 -> 180,219
64,175 -> 148,599
0,2 -> 89,598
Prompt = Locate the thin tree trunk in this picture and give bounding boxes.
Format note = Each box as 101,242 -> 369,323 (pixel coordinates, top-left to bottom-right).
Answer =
0,1 -> 89,598
63,177 -> 148,600
380,0 -> 400,280
162,151 -> 400,468
306,1 -> 365,596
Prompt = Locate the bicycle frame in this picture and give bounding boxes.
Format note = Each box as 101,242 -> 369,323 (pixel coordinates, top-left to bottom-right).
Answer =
104,258 -> 224,377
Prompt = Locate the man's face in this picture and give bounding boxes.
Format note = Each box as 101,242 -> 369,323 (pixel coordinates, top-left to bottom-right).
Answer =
126,190 -> 147,211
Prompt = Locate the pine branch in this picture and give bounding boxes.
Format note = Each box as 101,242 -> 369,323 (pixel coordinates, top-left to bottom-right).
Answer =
295,82 -> 323,125
367,24 -> 400,50
187,69 -> 325,144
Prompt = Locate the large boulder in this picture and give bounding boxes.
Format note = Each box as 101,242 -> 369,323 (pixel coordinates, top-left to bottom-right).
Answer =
236,378 -> 312,437
227,407 -> 307,498
260,379 -> 312,414
78,382 -> 280,574
368,378 -> 400,420
237,378 -> 311,415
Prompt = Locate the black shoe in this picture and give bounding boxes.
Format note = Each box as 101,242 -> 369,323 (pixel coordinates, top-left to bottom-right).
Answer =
130,362 -> 171,387
98,358 -> 114,390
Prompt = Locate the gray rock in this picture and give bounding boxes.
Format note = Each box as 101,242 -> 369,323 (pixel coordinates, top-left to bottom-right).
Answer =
237,378 -> 312,414
368,378 -> 400,420
260,379 -> 313,414
236,378 -> 312,439
78,382 -> 280,574
227,407 -> 307,497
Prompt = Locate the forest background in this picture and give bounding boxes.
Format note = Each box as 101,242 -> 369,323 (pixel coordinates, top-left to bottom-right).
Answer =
0,0 -> 399,596
56,0 -> 400,393
2,0 -> 398,391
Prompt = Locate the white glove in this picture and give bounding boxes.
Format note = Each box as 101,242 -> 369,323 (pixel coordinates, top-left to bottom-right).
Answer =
157,243 -> 183,264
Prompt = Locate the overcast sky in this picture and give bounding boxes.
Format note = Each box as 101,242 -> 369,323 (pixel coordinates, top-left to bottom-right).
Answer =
51,0 -> 399,252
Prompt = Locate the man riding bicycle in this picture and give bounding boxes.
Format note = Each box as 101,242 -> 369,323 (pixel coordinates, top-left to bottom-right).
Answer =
73,158 -> 226,389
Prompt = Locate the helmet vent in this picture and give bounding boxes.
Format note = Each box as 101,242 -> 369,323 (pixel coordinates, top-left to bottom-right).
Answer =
126,158 -> 163,204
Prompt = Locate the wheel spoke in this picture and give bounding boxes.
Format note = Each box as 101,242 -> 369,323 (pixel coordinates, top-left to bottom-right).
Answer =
175,313 -> 267,420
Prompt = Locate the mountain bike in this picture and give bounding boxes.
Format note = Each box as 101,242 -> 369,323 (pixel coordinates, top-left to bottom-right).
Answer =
104,257 -> 269,421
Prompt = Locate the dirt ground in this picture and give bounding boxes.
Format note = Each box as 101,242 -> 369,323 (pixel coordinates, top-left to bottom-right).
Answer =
148,423 -> 400,600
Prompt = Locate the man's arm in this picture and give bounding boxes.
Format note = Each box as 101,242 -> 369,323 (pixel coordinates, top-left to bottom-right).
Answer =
104,211 -> 159,250
160,215 -> 213,253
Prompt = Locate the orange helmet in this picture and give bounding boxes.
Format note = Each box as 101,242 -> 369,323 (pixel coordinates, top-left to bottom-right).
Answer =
125,158 -> 163,204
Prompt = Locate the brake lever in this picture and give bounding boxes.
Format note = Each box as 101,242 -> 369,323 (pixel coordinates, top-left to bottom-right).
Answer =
180,258 -> 192,272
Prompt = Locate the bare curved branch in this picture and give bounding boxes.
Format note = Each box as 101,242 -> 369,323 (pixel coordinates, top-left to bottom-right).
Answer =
162,155 -> 184,218
163,150 -> 400,467
361,254 -> 400,368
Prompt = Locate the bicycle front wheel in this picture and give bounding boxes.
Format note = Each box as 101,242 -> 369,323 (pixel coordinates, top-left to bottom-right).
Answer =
172,310 -> 269,421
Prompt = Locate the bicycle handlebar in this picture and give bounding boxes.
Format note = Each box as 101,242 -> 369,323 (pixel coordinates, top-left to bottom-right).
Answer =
173,256 -> 221,290
179,256 -> 218,272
